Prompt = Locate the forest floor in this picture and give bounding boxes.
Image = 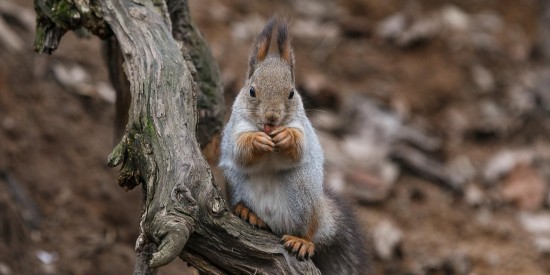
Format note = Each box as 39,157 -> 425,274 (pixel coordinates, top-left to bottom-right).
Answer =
1,0 -> 549,274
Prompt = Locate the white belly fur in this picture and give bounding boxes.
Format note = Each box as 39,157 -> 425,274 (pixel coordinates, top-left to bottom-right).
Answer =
243,154 -> 296,235
245,174 -> 292,235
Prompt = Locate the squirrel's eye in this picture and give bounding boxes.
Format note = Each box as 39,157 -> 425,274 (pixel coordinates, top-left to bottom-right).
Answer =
288,90 -> 295,99
249,87 -> 256,98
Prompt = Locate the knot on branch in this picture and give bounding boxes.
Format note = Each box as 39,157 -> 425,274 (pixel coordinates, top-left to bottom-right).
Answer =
209,192 -> 226,216
171,183 -> 199,217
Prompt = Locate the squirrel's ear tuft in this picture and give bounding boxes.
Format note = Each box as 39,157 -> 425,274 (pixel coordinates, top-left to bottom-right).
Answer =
277,19 -> 294,81
248,17 -> 276,79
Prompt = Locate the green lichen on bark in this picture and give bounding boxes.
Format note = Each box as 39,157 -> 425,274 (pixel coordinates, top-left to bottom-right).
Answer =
33,0 -> 110,53
107,126 -> 155,192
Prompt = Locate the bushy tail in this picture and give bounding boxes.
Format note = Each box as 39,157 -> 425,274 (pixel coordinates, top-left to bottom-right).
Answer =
313,190 -> 370,274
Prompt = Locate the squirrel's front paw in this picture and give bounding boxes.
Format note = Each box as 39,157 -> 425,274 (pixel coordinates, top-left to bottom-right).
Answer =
251,132 -> 275,153
271,127 -> 293,148
271,127 -> 303,161
236,132 -> 274,166
233,202 -> 269,230
281,235 -> 315,260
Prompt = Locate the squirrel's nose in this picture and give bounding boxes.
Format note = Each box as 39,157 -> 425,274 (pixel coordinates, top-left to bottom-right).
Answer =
265,111 -> 280,124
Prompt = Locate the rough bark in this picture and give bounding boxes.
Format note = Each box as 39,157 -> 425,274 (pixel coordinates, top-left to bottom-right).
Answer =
106,0 -> 224,148
166,0 -> 225,149
33,0 -> 320,274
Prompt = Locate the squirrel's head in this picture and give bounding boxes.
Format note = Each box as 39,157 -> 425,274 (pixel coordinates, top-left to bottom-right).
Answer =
238,17 -> 299,130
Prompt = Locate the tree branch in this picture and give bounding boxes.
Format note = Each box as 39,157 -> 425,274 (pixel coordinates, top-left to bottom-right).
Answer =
34,0 -> 321,273
101,0 -> 199,267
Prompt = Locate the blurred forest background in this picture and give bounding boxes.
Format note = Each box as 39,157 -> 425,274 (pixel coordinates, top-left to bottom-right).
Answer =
1,0 -> 549,274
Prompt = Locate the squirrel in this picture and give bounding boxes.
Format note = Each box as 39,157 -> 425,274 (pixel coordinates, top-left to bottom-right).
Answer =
219,17 -> 368,274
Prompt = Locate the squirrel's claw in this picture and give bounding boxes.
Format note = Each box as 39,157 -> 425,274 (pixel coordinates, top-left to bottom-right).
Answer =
248,213 -> 269,229
234,203 -> 250,220
233,202 -> 270,230
281,235 -> 315,260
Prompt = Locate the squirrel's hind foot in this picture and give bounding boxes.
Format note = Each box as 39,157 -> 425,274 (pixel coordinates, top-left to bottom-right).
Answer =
233,202 -> 270,230
281,235 -> 315,260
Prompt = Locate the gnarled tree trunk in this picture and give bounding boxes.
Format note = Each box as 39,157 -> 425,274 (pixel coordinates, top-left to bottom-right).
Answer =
33,0 -> 320,274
